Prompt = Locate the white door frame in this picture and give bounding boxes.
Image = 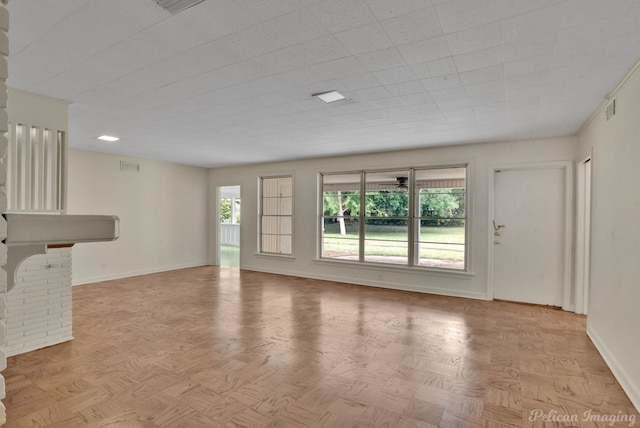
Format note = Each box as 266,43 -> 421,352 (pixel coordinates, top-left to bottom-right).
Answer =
487,161 -> 574,311
574,156 -> 592,314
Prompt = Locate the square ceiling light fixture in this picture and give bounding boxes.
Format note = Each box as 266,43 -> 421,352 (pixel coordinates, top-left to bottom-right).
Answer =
313,90 -> 347,103
97,135 -> 120,142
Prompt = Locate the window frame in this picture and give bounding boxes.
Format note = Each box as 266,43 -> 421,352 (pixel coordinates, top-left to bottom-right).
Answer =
319,165 -> 469,272
259,174 -> 294,256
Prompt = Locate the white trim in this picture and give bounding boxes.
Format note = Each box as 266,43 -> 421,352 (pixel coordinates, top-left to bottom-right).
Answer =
312,258 -> 475,279
574,156 -> 592,315
487,161 -> 574,311
587,325 -> 640,412
242,264 -> 487,300
72,262 -> 207,286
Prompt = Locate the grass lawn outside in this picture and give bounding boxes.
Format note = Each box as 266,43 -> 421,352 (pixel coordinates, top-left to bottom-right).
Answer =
322,225 -> 465,268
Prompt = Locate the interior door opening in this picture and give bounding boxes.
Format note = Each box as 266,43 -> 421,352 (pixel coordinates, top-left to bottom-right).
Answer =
218,185 -> 240,268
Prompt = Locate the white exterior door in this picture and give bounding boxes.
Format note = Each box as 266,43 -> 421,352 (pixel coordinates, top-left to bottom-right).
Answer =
492,167 -> 566,306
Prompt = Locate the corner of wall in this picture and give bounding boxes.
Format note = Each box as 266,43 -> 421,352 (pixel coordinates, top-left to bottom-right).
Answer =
0,2 -> 8,425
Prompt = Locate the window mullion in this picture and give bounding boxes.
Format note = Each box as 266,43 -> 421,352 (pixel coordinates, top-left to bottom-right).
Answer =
359,171 -> 365,263
408,169 -> 415,267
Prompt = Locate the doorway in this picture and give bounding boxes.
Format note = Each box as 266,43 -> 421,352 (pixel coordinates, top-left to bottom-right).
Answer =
489,163 -> 573,308
218,185 -> 240,268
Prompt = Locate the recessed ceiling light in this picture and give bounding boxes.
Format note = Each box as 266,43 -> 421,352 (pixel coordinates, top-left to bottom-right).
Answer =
313,91 -> 347,103
97,135 -> 120,142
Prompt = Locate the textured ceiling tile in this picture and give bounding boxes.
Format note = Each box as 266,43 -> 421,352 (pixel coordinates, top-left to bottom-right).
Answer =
410,57 -> 458,79
420,73 -> 463,90
372,66 -> 416,85
269,10 -> 330,44
352,86 -> 392,101
364,0 -> 431,20
434,0 -> 500,33
385,80 -> 426,96
502,35 -> 557,62
335,23 -> 395,54
355,47 -> 407,71
460,64 -> 504,85
397,36 -> 451,64
380,7 -> 443,45
233,0 -> 302,19
445,22 -> 501,56
308,0 -> 378,33
453,46 -> 503,72
337,73 -> 382,91
499,0 -> 566,19
504,55 -> 553,77
501,3 -> 566,42
561,0 -> 635,28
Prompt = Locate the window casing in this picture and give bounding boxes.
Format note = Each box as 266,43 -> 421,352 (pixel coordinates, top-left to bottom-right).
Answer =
260,176 -> 293,255
321,166 -> 468,271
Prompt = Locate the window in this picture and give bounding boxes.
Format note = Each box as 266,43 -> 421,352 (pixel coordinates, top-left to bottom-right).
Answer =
321,166 -> 467,271
260,176 -> 293,255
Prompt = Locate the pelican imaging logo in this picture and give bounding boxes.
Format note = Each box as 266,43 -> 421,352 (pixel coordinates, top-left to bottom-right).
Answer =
529,409 -> 636,426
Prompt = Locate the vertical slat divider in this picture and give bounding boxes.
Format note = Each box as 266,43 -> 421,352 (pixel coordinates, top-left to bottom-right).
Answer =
49,128 -> 58,211
16,124 -> 24,210
58,130 -> 67,212
7,123 -> 16,209
37,127 -> 46,210
24,124 -> 33,210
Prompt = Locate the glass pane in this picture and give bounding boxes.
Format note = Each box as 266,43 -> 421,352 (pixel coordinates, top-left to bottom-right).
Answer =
365,190 -> 408,217
415,167 -> 466,219
417,241 -> 465,270
263,177 -> 292,197
365,171 -> 409,217
418,189 -> 465,219
219,198 -> 232,224
416,223 -> 465,244
262,234 -> 292,254
263,196 -> 292,215
323,190 -> 360,217
262,216 -> 292,235
322,218 -> 359,260
364,219 -> 408,265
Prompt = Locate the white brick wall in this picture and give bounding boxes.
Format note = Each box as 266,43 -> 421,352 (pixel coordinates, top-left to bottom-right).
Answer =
5,248 -> 73,357
0,2 -> 8,425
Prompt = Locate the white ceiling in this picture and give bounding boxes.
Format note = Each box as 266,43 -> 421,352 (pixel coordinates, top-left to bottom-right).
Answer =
7,0 -> 640,168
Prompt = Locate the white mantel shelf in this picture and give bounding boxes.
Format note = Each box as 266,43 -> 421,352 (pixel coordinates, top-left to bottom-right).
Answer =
3,213 -> 120,291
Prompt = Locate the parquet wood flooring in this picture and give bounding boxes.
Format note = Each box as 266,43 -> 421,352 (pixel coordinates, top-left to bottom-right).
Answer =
4,267 -> 638,427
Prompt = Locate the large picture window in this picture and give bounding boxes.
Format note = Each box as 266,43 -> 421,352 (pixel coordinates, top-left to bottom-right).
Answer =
260,176 -> 293,255
321,166 -> 467,270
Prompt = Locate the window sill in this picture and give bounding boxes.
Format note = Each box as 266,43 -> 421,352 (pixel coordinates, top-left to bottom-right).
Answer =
312,258 -> 474,279
255,253 -> 296,262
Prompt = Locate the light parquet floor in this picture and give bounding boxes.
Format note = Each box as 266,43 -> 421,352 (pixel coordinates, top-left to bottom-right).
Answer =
4,267 -> 638,427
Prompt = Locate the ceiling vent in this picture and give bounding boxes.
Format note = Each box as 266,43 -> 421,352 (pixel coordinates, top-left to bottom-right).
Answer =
606,98 -> 616,121
153,0 -> 205,14
120,161 -> 140,173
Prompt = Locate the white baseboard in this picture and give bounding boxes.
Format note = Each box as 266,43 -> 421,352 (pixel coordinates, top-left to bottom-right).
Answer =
241,264 -> 488,301
72,262 -> 207,286
587,325 -> 640,412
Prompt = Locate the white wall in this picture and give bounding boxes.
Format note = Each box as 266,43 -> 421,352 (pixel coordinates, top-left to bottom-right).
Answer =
577,62 -> 640,410
67,149 -> 209,284
209,137 -> 577,300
